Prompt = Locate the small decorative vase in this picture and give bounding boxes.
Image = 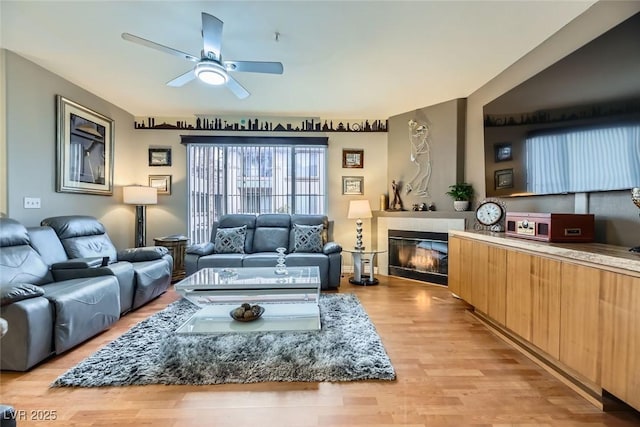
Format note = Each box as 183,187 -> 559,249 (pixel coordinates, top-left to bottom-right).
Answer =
274,247 -> 287,275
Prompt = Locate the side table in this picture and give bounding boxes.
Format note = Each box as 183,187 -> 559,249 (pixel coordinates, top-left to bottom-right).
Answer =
154,235 -> 188,282
344,249 -> 386,286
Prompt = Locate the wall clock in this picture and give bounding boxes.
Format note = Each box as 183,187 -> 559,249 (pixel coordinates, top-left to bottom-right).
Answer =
474,199 -> 507,232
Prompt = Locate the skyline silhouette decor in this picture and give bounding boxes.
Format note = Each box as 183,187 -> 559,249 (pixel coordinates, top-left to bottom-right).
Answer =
134,116 -> 387,133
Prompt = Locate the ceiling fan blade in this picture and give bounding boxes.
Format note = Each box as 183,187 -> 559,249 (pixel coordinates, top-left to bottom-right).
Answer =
201,12 -> 223,61
224,60 -> 284,74
166,69 -> 196,87
226,75 -> 250,99
122,33 -> 200,62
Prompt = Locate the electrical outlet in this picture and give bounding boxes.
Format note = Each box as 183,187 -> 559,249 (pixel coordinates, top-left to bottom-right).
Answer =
24,197 -> 41,209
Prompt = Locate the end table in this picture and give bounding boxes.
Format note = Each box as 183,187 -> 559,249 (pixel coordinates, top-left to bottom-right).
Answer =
154,235 -> 188,282
344,249 -> 386,286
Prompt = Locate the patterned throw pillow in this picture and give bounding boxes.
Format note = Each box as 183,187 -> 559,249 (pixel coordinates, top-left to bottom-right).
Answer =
293,224 -> 323,253
214,225 -> 247,254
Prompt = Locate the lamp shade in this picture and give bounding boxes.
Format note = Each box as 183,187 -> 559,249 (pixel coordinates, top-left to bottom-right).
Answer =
347,200 -> 372,219
123,186 -> 157,205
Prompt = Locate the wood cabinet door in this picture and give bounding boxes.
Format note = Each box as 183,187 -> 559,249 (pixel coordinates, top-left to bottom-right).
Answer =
600,271 -> 640,411
471,242 -> 489,314
486,245 -> 507,326
530,255 -> 561,359
506,250 -> 534,341
458,238 -> 475,303
560,263 -> 600,383
447,236 -> 462,296
506,251 -> 561,358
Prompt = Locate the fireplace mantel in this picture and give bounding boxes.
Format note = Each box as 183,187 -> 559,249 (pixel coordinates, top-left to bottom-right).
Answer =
372,210 -> 475,277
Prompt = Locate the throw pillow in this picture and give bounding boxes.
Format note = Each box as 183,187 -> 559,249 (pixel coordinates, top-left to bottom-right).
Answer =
293,224 -> 323,253
214,225 -> 247,254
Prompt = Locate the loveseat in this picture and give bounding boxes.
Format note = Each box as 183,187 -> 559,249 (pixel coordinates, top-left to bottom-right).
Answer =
185,214 -> 342,289
0,216 -> 173,371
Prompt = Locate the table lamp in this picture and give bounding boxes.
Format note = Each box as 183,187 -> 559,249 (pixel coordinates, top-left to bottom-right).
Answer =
123,185 -> 157,247
347,199 -> 372,251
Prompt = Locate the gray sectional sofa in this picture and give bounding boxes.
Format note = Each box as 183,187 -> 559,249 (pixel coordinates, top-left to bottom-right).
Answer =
0,216 -> 173,371
185,214 -> 342,289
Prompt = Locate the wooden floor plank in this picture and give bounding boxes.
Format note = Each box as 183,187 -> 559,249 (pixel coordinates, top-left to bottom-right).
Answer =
2,275 -> 640,426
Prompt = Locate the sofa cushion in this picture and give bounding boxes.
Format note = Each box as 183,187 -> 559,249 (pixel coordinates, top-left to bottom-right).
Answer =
0,218 -> 30,247
0,283 -> 45,306
292,224 -> 324,253
214,225 -> 247,254
62,234 -> 118,263
253,227 -> 290,253
118,246 -> 169,262
42,276 -> 120,354
41,215 -> 106,239
0,245 -> 52,285
28,226 -> 69,265
41,216 -> 119,263
218,214 -> 256,253
198,253 -> 244,269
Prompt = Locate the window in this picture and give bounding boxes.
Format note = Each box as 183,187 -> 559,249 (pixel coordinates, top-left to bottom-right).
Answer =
185,138 -> 327,243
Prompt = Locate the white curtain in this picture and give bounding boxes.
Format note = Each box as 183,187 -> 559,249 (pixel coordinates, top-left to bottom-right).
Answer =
526,124 -> 640,194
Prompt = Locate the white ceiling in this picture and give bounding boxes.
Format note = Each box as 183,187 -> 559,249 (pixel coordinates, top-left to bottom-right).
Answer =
1,1 -> 596,119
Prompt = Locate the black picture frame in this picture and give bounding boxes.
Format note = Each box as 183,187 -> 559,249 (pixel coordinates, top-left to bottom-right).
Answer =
148,148 -> 171,166
342,149 -> 364,168
494,143 -> 512,162
495,168 -> 514,189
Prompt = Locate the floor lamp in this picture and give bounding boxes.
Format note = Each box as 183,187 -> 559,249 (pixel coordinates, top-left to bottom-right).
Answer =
347,199 -> 373,251
123,185 -> 157,247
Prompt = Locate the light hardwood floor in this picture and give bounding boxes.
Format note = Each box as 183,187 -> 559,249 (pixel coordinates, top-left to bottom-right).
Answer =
2,275 -> 640,427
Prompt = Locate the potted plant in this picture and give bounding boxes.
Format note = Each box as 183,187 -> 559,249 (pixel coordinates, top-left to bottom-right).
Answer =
446,183 -> 474,211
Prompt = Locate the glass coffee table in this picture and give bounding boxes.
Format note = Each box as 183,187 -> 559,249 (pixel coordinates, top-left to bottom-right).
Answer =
173,266 -> 321,334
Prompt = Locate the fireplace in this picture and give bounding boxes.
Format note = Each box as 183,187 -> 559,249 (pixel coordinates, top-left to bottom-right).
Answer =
388,229 -> 448,285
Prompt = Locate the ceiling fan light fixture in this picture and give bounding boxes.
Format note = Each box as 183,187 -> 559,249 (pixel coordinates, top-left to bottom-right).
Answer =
195,61 -> 228,85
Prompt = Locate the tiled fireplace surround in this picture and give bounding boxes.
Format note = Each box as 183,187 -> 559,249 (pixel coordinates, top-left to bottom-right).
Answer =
372,211 -> 475,281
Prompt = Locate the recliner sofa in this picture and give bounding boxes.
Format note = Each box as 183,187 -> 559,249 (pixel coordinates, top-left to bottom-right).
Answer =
185,214 -> 342,289
0,216 -> 173,371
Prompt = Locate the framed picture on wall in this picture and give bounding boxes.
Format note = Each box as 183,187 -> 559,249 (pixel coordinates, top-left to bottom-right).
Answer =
342,149 -> 364,168
494,143 -> 512,162
342,176 -> 364,195
56,95 -> 114,195
149,148 -> 172,166
148,174 -> 172,195
495,168 -> 514,189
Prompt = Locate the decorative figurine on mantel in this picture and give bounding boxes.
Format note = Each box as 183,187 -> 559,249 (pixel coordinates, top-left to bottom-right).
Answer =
389,180 -> 405,211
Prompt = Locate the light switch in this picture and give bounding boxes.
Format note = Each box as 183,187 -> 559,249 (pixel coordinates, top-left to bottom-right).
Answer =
24,197 -> 41,209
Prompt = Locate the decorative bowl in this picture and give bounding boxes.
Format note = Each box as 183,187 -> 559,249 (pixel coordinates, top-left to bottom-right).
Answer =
230,304 -> 264,322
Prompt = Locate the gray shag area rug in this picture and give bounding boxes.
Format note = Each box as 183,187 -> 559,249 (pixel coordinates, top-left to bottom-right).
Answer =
51,293 -> 395,387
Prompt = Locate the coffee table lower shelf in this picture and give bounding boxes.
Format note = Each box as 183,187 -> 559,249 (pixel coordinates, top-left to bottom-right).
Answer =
176,302 -> 321,334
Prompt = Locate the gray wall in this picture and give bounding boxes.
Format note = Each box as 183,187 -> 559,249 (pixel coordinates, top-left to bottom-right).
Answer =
4,51 -> 137,248
2,50 -> 387,251
387,98 -> 466,213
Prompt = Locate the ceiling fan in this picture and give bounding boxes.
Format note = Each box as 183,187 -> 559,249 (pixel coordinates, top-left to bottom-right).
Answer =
122,12 -> 283,99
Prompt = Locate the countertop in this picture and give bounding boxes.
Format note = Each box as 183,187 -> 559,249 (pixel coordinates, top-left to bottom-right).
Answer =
449,229 -> 640,276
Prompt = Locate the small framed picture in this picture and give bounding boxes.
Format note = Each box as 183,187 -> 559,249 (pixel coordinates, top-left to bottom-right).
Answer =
342,176 -> 364,195
495,168 -> 514,189
494,143 -> 512,162
149,174 -> 172,195
342,149 -> 364,168
149,148 -> 172,166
